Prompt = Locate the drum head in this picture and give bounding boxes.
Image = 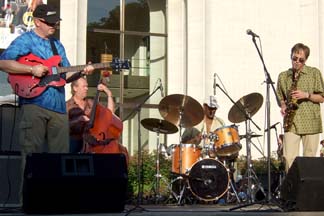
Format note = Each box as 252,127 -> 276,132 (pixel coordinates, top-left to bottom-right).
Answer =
188,159 -> 229,201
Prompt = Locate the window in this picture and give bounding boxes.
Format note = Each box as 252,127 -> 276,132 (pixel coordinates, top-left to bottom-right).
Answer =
87,0 -> 167,154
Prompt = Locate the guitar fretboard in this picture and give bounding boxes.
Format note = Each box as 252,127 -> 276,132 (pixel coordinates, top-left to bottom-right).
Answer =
57,62 -> 111,73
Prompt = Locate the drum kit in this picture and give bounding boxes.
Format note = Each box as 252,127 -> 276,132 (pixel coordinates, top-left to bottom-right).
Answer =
140,92 -> 264,205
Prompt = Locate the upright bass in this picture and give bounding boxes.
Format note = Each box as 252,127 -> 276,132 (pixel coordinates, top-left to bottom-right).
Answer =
83,59 -> 130,164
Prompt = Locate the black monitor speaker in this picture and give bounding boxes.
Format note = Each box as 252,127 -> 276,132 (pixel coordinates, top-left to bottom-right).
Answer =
23,153 -> 128,214
281,157 -> 324,211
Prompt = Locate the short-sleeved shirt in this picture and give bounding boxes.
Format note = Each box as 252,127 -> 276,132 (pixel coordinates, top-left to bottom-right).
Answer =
276,65 -> 324,134
0,30 -> 70,113
66,97 -> 93,139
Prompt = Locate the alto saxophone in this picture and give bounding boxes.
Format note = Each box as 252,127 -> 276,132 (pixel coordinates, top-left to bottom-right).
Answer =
283,70 -> 300,132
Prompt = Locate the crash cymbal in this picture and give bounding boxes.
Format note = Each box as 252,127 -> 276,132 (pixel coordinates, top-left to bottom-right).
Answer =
228,92 -> 263,123
141,118 -> 178,134
239,134 -> 262,139
159,94 -> 204,128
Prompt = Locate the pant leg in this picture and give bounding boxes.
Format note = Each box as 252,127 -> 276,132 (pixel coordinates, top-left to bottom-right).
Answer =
283,132 -> 301,172
302,133 -> 319,157
46,110 -> 69,153
19,104 -> 48,205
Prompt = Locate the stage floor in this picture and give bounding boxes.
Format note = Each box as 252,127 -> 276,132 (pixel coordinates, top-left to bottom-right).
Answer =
1,203 -> 324,216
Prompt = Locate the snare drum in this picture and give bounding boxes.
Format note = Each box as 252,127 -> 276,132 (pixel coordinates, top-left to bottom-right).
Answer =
171,144 -> 201,175
214,125 -> 241,157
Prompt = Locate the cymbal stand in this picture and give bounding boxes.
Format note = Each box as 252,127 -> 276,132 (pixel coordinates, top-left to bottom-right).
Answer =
176,108 -> 187,205
244,115 -> 265,203
229,117 -> 266,211
151,130 -> 170,203
222,160 -> 241,204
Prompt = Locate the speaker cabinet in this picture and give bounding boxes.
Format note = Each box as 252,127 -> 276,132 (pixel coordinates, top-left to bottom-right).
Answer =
281,157 -> 324,211
0,156 -> 22,206
23,153 -> 128,214
0,104 -> 21,152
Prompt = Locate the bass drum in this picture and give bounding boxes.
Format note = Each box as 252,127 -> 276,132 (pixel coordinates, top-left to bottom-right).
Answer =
188,158 -> 229,201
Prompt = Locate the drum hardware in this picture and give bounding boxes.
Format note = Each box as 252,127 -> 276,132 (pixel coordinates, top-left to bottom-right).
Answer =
201,132 -> 216,158
239,134 -> 262,139
222,159 -> 241,204
226,92 -> 264,203
244,116 -> 266,203
169,175 -> 197,205
224,92 -> 269,210
140,118 -> 178,204
159,94 -> 204,205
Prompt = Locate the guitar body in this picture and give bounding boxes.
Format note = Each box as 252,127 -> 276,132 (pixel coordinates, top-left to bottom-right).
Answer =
8,54 -> 66,98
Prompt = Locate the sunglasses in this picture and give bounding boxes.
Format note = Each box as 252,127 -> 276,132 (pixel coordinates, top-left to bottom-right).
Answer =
292,56 -> 305,64
39,19 -> 59,27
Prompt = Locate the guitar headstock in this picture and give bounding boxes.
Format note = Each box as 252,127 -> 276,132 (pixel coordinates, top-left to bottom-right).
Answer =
110,58 -> 131,70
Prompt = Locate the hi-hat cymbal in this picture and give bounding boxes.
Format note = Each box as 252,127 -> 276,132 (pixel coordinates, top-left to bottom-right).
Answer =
159,94 -> 204,128
141,118 -> 178,134
228,92 -> 263,123
239,134 -> 262,139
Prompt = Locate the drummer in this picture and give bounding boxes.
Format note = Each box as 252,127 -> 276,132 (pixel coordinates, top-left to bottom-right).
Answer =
200,95 -> 225,136
181,127 -> 202,145
181,95 -> 225,151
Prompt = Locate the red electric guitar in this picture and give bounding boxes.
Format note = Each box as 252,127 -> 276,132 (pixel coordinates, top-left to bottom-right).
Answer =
8,53 -> 130,98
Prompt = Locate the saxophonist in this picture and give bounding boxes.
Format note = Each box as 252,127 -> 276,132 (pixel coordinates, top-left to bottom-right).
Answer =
276,43 -> 324,173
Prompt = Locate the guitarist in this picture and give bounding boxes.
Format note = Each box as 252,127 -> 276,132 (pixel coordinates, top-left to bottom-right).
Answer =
0,3 -> 94,188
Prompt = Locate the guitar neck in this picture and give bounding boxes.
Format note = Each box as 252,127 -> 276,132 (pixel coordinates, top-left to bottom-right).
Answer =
57,62 -> 111,74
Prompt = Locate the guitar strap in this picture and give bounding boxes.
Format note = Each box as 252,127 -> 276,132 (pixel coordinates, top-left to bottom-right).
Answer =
49,38 -> 61,65
50,38 -> 83,83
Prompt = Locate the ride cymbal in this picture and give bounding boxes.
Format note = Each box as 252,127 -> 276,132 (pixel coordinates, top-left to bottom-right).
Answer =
141,118 -> 178,134
159,94 -> 204,128
228,92 -> 263,123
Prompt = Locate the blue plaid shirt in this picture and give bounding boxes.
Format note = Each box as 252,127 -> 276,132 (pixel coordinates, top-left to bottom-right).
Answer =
0,30 -> 70,113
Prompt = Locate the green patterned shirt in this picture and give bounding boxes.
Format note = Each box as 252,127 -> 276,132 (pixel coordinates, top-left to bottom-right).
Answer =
277,65 -> 324,134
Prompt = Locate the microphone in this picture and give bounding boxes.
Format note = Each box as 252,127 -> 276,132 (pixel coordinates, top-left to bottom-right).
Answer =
265,122 -> 280,132
213,73 -> 217,95
246,29 -> 259,38
159,79 -> 164,97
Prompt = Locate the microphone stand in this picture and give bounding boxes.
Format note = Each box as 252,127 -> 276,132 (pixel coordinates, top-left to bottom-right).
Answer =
123,86 -> 161,213
249,35 -> 281,206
